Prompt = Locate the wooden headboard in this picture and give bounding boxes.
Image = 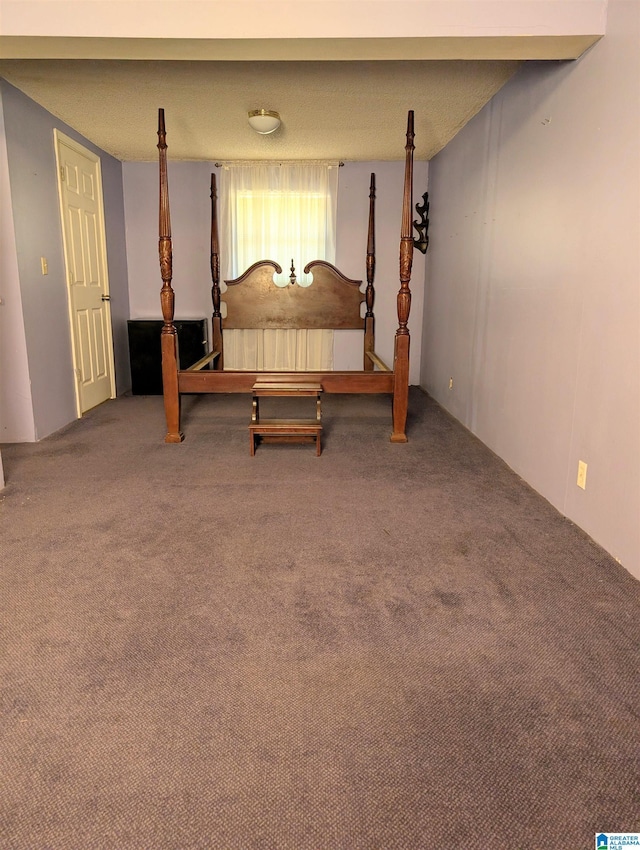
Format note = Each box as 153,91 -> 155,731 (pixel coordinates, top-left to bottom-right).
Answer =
222,260 -> 365,330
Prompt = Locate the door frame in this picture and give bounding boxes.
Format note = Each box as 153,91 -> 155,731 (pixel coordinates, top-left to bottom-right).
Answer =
53,129 -> 116,418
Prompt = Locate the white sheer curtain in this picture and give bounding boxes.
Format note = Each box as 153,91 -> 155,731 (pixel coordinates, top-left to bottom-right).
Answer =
219,161 -> 339,370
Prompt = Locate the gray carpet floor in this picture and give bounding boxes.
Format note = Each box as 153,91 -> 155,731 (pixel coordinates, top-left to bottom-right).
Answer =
1,388 -> 638,849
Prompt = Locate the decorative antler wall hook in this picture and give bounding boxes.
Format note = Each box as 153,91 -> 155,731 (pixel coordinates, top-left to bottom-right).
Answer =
413,191 -> 430,254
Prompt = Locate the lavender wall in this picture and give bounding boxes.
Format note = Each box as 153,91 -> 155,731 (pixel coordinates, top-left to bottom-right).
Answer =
421,0 -> 640,577
336,161 -> 427,383
0,89 -> 36,444
1,81 -> 130,440
123,159 -> 427,383
124,161 -> 214,323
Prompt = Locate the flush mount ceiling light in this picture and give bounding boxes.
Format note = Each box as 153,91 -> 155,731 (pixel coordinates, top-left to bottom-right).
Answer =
248,109 -> 281,135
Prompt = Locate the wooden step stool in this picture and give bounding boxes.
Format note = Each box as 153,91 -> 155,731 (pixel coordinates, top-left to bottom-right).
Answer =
249,381 -> 323,456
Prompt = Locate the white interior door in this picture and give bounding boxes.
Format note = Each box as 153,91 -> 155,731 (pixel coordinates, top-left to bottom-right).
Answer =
54,130 -> 115,415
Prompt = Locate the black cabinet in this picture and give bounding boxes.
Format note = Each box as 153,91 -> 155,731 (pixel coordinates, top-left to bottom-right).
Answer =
128,319 -> 208,395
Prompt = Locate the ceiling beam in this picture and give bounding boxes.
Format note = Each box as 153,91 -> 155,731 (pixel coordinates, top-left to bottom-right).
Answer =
0,34 -> 602,62
0,0 -> 607,53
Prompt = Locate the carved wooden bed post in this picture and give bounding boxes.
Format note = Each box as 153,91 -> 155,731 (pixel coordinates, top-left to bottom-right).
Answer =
390,110 -> 415,443
210,172 -> 224,370
364,173 -> 376,370
157,108 -> 184,443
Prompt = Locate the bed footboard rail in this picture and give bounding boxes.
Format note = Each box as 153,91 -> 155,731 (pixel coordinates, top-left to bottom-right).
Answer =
178,369 -> 394,394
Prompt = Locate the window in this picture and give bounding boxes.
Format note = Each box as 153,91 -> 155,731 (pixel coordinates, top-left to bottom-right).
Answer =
235,189 -> 332,287
220,162 -> 339,370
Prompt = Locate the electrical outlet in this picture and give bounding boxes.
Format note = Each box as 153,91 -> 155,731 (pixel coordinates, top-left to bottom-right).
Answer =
448,377 -> 453,390
40,257 -> 48,275
577,460 -> 587,490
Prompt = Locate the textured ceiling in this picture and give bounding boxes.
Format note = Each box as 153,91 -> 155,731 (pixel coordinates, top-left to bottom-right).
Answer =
0,58 -> 523,161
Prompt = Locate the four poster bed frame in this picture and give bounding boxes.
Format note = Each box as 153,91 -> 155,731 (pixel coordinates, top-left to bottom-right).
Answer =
157,108 -> 415,444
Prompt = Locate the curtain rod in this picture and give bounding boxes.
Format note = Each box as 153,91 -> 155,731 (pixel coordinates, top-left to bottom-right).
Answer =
215,160 -> 344,168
